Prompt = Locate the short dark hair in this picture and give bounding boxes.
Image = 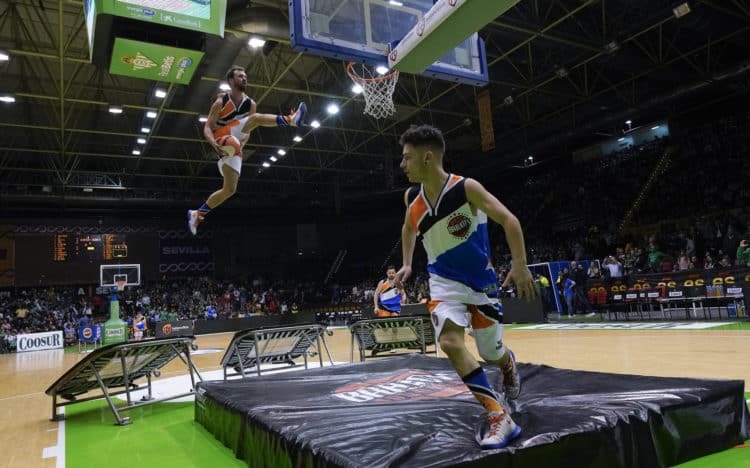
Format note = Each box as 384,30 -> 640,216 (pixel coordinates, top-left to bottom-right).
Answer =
226,65 -> 245,81
386,265 -> 397,271
399,124 -> 445,154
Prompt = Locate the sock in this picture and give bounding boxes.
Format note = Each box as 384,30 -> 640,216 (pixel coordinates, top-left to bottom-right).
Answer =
462,367 -> 503,414
198,203 -> 211,217
276,114 -> 291,126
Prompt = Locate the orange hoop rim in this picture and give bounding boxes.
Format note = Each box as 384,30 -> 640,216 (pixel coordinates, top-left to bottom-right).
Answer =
346,61 -> 399,83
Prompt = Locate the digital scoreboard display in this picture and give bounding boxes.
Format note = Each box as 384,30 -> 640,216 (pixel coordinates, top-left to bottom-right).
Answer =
52,234 -> 129,263
90,0 -> 226,37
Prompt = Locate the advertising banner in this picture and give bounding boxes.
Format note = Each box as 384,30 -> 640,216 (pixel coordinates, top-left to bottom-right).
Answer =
16,331 -> 63,353
78,325 -> 103,344
109,38 -> 204,84
155,320 -> 194,338
158,230 -> 214,277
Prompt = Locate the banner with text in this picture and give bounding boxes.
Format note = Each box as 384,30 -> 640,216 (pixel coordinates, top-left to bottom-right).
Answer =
158,230 -> 214,277
587,268 -> 750,294
17,330 -> 64,353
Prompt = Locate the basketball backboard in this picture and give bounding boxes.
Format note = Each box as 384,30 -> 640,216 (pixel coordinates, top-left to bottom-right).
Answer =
100,264 -> 141,289
289,0 -> 488,86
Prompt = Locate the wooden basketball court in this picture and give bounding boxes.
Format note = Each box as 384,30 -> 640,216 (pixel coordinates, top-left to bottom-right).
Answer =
1,326 -> 748,467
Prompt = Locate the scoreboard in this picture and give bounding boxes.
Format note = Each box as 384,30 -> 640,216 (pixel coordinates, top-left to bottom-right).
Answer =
52,234 -> 129,263
84,0 -> 226,83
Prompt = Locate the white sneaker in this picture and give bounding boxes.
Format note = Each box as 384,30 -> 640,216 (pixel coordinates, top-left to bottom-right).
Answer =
290,102 -> 307,127
187,210 -> 202,235
480,411 -> 521,450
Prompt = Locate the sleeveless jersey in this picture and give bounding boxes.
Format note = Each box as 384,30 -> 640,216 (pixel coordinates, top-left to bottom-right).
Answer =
213,93 -> 253,141
406,175 -> 498,297
377,280 -> 402,312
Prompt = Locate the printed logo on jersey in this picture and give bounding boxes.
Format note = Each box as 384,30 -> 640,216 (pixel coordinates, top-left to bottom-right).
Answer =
332,370 -> 468,403
447,213 -> 471,239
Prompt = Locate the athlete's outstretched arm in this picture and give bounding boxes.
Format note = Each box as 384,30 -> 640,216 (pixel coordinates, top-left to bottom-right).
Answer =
204,97 -> 228,156
373,280 -> 384,311
395,189 -> 417,289
464,178 -> 536,300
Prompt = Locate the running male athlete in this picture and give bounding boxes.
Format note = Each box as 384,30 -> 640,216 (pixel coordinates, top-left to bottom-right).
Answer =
187,65 -> 307,234
393,124 -> 536,449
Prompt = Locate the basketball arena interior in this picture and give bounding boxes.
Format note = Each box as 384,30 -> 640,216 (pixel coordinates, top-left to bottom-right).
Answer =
0,0 -> 749,467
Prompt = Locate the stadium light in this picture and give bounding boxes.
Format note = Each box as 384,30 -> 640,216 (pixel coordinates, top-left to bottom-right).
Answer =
351,83 -> 363,94
652,126 -> 659,130
137,138 -> 147,144
0,95 -> 16,103
277,149 -> 286,156
132,149 -> 141,156
198,115 -> 208,123
140,127 -> 150,133
293,135 -> 302,142
219,82 -> 231,91
326,103 -> 340,115
310,120 -> 321,128
0,51 -> 9,61
146,111 -> 157,119
262,162 -> 271,168
270,156 -> 278,162
154,88 -> 167,98
248,37 -> 266,48
375,65 -> 389,75
108,106 -> 123,114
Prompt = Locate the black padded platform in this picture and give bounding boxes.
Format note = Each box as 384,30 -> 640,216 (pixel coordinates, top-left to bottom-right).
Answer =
195,354 -> 749,467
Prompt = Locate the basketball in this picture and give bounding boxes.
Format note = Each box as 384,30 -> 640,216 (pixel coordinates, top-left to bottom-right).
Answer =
217,135 -> 241,157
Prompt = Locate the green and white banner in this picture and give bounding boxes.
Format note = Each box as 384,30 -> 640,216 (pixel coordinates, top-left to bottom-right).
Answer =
109,38 -> 204,84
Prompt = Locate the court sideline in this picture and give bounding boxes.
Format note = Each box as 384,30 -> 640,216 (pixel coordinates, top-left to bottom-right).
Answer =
0,326 -> 748,467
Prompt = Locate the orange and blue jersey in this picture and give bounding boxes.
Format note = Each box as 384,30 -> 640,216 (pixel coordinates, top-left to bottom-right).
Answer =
407,174 -> 498,298
377,280 -> 402,312
213,93 -> 252,140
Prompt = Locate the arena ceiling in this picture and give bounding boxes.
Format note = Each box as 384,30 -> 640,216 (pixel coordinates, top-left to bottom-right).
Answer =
1,0 -> 750,219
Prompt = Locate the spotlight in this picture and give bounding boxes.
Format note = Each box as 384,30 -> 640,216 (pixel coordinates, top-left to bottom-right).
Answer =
219,82 -> 231,91
376,65 -> 389,75
146,111 -> 157,119
326,103 -> 340,115
310,120 -> 321,128
141,127 -> 150,133
248,37 -> 266,48
270,156 -> 278,162
351,84 -> 363,94
198,115 -> 208,123
673,2 -> 691,18
154,88 -> 167,98
293,135 -> 303,142
132,149 -> 141,155
262,162 -> 271,168
277,149 -> 286,156
108,106 -> 123,114
137,138 -> 147,144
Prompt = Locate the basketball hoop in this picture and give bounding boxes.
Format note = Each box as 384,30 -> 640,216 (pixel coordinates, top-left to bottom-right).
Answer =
115,279 -> 126,292
346,62 -> 399,119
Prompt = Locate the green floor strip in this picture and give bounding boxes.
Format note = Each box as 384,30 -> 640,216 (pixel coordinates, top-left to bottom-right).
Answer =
66,400 -> 244,468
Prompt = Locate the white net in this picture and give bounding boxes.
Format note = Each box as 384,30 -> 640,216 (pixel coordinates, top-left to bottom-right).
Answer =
346,62 -> 399,119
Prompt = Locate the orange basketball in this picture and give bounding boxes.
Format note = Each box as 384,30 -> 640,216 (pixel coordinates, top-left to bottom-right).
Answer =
216,135 -> 242,157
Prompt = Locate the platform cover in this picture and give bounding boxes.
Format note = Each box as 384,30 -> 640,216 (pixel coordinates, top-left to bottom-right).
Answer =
195,354 -> 749,467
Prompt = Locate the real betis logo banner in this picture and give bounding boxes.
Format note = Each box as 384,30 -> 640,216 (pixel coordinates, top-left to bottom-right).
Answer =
109,37 -> 204,84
